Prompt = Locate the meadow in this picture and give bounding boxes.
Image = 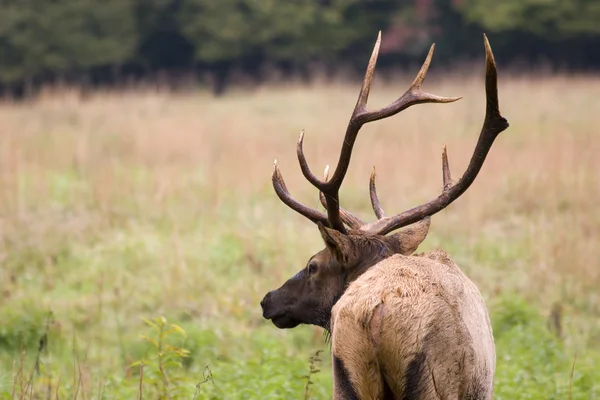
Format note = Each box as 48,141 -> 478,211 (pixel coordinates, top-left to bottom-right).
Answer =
0,69 -> 599,399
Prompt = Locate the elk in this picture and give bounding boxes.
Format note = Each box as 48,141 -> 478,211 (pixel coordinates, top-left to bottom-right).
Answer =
260,33 -> 509,400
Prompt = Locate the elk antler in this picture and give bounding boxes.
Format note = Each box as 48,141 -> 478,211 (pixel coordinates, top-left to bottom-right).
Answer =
272,31 -> 461,233
273,33 -> 508,235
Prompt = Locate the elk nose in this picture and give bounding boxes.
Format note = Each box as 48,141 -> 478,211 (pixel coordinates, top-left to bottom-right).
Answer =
260,292 -> 272,313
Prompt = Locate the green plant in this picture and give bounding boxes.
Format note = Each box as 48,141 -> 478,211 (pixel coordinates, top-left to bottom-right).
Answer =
131,316 -> 193,399
303,349 -> 323,400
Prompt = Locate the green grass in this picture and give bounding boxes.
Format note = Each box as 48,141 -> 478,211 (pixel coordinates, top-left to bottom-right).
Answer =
1,73 -> 599,398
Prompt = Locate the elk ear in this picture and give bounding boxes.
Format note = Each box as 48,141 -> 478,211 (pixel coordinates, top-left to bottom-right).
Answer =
317,222 -> 352,263
386,217 -> 431,255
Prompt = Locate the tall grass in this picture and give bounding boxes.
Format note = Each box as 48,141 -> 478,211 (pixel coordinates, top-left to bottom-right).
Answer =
0,72 -> 599,398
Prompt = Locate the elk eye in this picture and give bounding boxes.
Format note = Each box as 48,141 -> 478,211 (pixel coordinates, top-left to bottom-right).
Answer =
308,262 -> 318,275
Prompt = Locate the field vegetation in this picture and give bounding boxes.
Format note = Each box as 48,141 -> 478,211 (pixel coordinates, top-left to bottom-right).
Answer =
1,70 -> 599,398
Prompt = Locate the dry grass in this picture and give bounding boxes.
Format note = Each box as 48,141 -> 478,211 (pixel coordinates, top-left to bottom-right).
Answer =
0,71 -> 599,397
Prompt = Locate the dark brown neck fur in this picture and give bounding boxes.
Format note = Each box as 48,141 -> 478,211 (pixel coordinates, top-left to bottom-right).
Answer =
343,234 -> 397,292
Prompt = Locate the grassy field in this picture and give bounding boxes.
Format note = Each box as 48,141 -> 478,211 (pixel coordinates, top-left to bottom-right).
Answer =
1,70 -> 599,399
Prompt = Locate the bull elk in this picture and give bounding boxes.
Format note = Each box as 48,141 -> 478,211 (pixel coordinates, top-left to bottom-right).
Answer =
260,32 -> 509,399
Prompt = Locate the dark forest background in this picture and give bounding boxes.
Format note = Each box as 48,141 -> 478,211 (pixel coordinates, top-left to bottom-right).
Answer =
1,0 -> 599,97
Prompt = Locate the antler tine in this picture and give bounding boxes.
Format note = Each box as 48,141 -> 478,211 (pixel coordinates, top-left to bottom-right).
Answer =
352,43 -> 462,126
364,34 -> 510,236
318,165 -> 330,210
370,166 -> 385,219
354,31 -> 382,116
318,165 -> 364,229
442,145 -> 452,190
271,160 -> 330,226
297,130 -> 326,188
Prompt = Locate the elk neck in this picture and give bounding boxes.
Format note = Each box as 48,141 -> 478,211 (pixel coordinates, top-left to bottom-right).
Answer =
341,234 -> 395,293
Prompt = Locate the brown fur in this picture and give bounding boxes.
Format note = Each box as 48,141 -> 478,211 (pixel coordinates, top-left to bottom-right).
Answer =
330,250 -> 495,400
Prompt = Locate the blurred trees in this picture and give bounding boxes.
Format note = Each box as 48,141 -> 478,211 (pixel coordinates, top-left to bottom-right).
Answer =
0,0 -> 598,96
0,0 -> 137,94
458,0 -> 600,37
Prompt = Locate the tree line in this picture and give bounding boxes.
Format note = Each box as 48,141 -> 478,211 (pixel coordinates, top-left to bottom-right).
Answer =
1,0 -> 598,97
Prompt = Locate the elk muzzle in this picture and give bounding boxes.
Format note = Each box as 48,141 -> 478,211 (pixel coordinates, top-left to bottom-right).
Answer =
260,289 -> 301,329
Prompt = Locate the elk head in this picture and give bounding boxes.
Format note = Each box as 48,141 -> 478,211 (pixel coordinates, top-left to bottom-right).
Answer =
260,33 -> 509,331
